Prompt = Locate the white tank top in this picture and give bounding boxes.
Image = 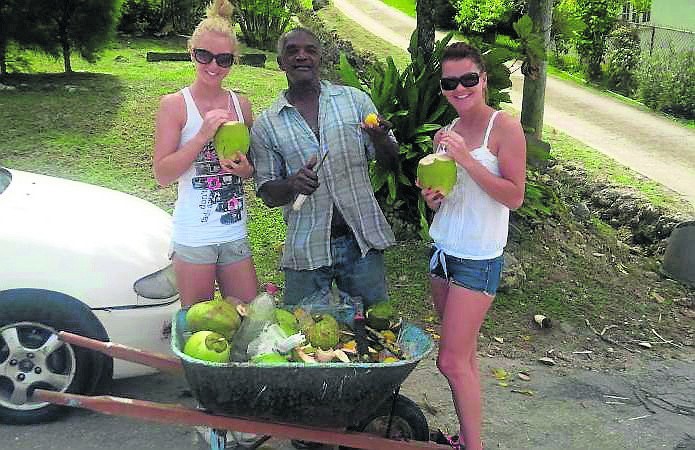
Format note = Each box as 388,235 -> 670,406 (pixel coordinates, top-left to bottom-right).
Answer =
171,87 -> 247,247
429,110 -> 509,260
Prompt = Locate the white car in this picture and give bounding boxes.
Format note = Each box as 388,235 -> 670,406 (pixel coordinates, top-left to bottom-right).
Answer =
0,167 -> 180,424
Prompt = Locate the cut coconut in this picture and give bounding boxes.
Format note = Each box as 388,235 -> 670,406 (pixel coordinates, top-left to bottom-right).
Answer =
417,153 -> 457,195
214,121 -> 250,160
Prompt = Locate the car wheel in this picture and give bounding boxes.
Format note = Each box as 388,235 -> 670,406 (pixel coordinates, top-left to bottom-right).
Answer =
0,289 -> 110,424
341,394 -> 430,450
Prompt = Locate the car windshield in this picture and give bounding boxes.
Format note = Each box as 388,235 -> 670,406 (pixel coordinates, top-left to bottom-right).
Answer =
0,168 -> 10,195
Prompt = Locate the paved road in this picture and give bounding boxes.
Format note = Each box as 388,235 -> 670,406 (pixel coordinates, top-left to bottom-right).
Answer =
2,352 -> 694,449
334,0 -> 695,207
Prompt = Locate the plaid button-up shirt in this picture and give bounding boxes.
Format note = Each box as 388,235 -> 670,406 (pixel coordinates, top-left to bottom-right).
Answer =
250,81 -> 395,271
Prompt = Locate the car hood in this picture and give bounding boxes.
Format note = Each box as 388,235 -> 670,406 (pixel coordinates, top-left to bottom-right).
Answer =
1,169 -> 174,308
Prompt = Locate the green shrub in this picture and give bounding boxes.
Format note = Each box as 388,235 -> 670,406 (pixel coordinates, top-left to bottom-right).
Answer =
637,47 -> 695,120
118,0 -> 163,35
454,0 -> 518,42
161,0 -> 206,34
605,25 -> 640,96
232,0 -> 299,51
433,0 -> 458,29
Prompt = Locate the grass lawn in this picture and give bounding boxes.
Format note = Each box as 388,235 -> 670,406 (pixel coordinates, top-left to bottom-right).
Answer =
378,0 -> 416,17
1,35 -> 692,358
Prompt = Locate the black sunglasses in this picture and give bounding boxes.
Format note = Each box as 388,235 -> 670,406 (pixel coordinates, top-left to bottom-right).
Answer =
193,48 -> 234,68
440,72 -> 480,90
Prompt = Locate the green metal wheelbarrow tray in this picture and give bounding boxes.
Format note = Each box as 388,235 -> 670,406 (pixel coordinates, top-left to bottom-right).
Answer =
31,311 -> 448,450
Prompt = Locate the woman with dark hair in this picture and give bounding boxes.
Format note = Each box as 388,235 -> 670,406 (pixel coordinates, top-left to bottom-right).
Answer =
420,42 -> 526,449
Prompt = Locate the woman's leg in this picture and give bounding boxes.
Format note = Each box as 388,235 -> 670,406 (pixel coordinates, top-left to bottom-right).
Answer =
437,284 -> 493,450
217,257 -> 258,303
430,275 -> 449,320
173,256 -> 217,308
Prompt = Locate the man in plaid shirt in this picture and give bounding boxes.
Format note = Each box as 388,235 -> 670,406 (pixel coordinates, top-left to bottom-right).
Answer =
250,27 -> 398,306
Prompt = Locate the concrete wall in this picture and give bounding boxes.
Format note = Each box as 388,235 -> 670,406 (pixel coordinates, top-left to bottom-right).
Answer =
650,0 -> 695,32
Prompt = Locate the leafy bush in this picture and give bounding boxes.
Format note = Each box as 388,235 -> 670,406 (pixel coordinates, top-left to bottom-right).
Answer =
605,25 -> 640,96
454,0 -> 519,42
118,0 -> 163,35
161,0 -> 206,34
232,0 -> 299,51
550,0 -> 585,58
433,0 -> 458,29
637,47 -> 695,120
575,0 -> 624,81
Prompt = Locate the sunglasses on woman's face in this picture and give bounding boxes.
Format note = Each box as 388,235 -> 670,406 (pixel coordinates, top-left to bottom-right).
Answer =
193,48 -> 234,68
440,72 -> 480,90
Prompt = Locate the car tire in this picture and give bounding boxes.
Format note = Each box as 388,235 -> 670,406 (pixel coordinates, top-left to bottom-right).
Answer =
0,289 -> 111,424
340,394 -> 430,450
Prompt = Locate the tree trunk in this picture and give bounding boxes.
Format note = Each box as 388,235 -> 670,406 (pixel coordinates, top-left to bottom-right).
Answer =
0,39 -> 7,75
520,0 -> 553,139
414,0 -> 435,62
62,39 -> 72,73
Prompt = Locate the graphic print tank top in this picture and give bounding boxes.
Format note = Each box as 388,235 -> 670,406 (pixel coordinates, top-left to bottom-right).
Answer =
171,87 -> 247,246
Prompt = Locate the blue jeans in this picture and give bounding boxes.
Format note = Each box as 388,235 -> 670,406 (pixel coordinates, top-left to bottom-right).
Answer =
283,234 -> 388,308
429,246 -> 504,296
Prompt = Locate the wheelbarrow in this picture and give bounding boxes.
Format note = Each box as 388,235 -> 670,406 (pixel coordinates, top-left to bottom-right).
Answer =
30,311 -> 449,450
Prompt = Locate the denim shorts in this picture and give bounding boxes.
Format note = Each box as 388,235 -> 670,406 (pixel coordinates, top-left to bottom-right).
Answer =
171,238 -> 251,265
429,247 -> 504,296
283,234 -> 388,308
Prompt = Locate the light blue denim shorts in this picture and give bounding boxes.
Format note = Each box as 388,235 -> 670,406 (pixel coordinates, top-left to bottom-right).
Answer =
171,238 -> 251,266
429,247 -> 504,296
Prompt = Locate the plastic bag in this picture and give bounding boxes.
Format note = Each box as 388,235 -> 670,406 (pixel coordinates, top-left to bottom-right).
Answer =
229,291 -> 277,362
247,323 -> 307,359
292,288 -> 357,326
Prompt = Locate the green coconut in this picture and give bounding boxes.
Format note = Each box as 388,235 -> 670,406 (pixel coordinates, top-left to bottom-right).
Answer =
293,307 -> 315,333
275,308 -> 298,336
185,298 -> 241,339
183,331 -> 230,363
366,301 -> 396,331
213,121 -> 250,160
307,314 -> 339,350
251,352 -> 288,365
416,153 -> 457,195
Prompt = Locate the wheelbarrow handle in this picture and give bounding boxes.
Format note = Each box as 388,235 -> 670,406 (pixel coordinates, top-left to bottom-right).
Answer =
58,331 -> 183,373
32,389 -> 448,450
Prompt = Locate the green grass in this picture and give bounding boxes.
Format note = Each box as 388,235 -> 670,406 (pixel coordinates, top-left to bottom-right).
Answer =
543,127 -> 693,213
378,0 -> 416,17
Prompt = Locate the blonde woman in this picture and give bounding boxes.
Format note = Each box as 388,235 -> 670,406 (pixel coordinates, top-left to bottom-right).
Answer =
153,0 -> 257,309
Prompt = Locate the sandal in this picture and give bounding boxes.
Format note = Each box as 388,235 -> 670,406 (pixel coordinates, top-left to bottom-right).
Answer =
431,429 -> 461,448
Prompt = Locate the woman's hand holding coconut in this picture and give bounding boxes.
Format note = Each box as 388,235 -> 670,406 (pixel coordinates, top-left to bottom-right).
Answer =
439,129 -> 475,170
199,108 -> 237,143
219,152 -> 253,178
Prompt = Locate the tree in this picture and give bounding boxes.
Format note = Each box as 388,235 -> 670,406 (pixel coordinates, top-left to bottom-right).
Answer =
414,0 -> 435,62
520,0 -> 553,139
575,0 -> 622,81
0,0 -> 54,75
574,0 -> 650,81
34,0 -> 121,73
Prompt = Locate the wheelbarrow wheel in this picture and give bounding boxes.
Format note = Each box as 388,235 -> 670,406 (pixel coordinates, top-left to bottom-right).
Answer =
341,394 -> 429,450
